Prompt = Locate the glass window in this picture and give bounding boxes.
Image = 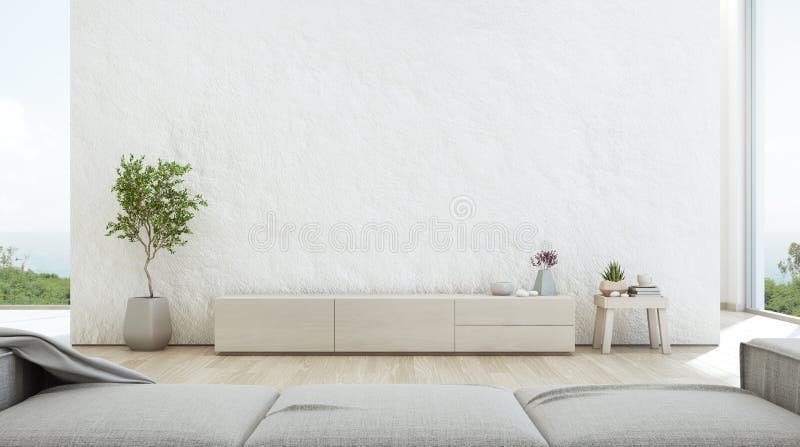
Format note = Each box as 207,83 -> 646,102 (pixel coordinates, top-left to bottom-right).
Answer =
751,0 -> 800,317
0,1 -> 70,305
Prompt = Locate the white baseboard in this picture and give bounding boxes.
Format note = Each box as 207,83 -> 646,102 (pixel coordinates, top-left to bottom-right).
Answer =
720,302 -> 744,312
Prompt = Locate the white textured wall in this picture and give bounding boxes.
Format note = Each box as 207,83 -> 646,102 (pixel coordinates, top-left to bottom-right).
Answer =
71,0 -> 720,345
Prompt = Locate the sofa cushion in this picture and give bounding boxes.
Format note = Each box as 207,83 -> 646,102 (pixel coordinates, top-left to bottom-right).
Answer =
245,384 -> 548,447
0,348 -> 50,412
741,338 -> 800,415
516,384 -> 800,447
0,383 -> 279,447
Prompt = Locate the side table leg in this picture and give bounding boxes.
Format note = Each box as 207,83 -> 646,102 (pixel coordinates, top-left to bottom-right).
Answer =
646,309 -> 659,349
657,308 -> 671,354
601,309 -> 614,354
593,307 -> 605,349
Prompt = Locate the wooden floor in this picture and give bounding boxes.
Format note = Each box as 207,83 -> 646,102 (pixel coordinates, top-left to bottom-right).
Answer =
75,311 -> 800,390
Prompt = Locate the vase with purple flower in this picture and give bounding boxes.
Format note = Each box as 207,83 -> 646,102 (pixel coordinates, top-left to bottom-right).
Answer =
531,250 -> 558,296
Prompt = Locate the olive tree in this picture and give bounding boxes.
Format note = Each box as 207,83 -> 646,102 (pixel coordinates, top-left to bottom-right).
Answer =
106,154 -> 207,297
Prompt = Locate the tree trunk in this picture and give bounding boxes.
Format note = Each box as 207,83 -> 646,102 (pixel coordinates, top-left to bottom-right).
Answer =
144,258 -> 154,298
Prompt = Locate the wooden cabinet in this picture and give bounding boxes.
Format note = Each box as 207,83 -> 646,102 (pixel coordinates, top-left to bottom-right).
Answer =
214,297 -> 334,352
453,296 -> 575,353
335,298 -> 454,352
214,295 -> 575,354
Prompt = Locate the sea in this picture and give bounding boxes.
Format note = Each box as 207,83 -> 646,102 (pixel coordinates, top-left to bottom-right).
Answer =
0,232 -> 70,278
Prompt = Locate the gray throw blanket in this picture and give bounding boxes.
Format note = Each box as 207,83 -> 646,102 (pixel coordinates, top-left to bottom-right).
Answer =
0,327 -> 154,384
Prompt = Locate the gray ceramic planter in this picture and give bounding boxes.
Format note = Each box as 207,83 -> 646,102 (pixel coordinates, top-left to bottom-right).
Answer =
534,269 -> 557,296
123,297 -> 172,351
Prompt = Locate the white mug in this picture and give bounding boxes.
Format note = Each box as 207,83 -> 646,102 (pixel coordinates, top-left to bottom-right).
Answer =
637,274 -> 653,287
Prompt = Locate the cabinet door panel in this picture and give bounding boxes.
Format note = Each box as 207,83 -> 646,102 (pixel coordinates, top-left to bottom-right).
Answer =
215,298 -> 334,352
455,297 -> 574,325
335,298 -> 454,352
455,326 -> 575,352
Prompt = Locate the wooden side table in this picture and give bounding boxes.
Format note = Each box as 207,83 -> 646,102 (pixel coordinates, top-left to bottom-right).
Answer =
592,294 -> 670,354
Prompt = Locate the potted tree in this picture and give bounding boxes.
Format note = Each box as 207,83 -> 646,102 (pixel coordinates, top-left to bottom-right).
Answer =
106,154 -> 207,350
599,261 -> 628,297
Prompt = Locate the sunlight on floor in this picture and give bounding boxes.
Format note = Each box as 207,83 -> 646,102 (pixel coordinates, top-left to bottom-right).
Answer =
0,309 -> 70,344
685,311 -> 800,382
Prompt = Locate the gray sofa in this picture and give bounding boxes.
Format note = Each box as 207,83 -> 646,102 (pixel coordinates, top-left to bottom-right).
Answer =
1,339 -> 799,447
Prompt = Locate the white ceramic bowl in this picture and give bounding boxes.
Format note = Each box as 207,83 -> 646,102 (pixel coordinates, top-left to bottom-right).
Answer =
490,282 -> 515,296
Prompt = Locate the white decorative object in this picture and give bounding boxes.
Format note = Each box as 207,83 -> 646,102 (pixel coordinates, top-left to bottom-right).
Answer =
515,289 -> 530,297
621,293 -> 629,297
490,282 -> 515,296
610,291 -> 621,297
529,290 -> 539,296
637,274 -> 653,286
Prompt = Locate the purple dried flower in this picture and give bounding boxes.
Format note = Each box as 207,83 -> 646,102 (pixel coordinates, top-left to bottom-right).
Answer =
531,250 -> 558,269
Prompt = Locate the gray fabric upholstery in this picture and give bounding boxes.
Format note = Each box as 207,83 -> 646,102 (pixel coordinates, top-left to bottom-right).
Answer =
0,327 -> 153,384
246,384 -> 548,447
741,338 -> 800,415
515,384 -> 800,447
0,348 -> 51,412
0,383 -> 279,447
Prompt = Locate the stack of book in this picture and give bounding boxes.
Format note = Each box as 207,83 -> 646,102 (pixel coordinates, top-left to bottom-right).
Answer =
628,285 -> 662,297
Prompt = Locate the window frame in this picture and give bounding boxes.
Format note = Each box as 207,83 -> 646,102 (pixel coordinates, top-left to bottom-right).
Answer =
745,0 -> 763,311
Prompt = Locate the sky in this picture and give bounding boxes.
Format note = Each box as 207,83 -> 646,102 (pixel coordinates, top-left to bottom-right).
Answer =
758,0 -> 800,234
0,0 -> 70,233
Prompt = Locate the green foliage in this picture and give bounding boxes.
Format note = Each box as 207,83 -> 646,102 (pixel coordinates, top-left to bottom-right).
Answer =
778,242 -> 800,277
0,267 -> 69,305
765,277 -> 800,317
1,246 -> 31,270
0,246 -> 18,268
601,261 -> 625,282
765,241 -> 800,317
105,154 -> 207,297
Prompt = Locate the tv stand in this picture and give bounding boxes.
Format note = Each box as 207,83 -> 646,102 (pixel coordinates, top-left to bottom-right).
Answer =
214,295 -> 575,354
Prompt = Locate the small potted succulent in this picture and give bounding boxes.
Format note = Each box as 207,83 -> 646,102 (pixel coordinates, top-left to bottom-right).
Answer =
106,154 -> 207,351
530,250 -> 558,296
600,261 -> 627,297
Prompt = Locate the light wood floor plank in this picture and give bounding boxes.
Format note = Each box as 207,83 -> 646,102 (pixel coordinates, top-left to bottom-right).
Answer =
74,311 -> 800,390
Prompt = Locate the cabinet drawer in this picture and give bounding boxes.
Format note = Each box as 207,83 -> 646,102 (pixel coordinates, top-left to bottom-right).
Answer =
455,326 -> 575,352
455,297 -> 574,326
335,298 -> 454,352
215,298 -> 334,352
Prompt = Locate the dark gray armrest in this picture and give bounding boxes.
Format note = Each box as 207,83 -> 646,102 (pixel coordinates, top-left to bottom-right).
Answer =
740,339 -> 800,415
0,349 -> 51,411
